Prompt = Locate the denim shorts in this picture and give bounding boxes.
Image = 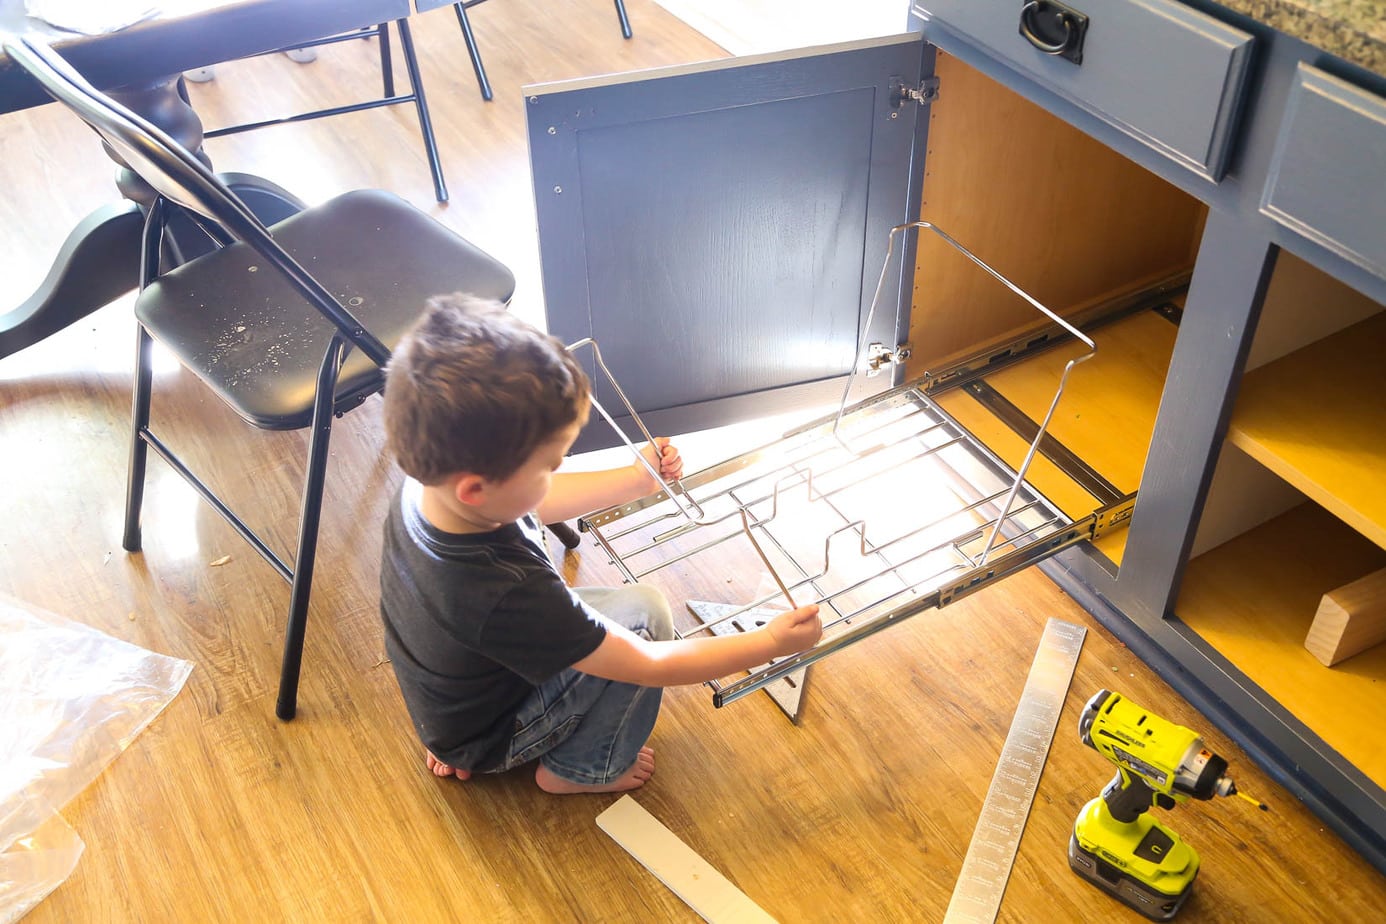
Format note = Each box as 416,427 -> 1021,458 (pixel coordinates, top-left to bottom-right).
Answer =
493,584 -> 674,786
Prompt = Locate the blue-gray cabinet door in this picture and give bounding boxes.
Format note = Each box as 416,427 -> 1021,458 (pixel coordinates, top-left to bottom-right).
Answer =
525,34 -> 933,450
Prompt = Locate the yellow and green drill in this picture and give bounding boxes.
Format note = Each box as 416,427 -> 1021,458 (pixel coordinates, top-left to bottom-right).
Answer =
1069,689 -> 1267,920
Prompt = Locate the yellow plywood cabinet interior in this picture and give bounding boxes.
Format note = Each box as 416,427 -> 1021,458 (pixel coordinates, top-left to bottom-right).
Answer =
1180,253 -> 1386,787
903,53 -> 1205,566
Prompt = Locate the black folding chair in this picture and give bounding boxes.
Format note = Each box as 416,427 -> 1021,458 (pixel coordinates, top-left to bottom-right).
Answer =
4,34 -> 516,720
198,18 -> 449,203
447,0 -> 632,101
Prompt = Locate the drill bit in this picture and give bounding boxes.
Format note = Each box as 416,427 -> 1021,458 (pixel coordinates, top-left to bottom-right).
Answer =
1235,789 -> 1269,811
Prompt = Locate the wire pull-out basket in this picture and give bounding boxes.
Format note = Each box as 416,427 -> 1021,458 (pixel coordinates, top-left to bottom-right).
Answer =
571,223 -> 1101,714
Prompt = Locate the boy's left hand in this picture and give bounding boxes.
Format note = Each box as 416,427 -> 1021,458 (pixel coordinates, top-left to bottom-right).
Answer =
637,438 -> 683,489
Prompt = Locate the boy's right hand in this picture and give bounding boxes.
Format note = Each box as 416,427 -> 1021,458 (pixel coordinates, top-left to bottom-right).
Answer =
766,604 -> 822,657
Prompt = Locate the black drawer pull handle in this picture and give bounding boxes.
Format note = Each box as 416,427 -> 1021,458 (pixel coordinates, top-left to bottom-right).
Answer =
1019,0 -> 1089,65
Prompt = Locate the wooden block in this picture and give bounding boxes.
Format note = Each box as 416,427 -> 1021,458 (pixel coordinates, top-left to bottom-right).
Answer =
597,795 -> 778,924
1305,567 -> 1386,666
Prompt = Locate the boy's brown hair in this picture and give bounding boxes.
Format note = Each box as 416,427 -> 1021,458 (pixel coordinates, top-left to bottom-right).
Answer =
384,293 -> 591,485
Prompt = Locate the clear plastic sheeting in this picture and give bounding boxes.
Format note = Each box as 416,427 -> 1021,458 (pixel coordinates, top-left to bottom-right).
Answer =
0,814 -> 81,924
0,594 -> 192,923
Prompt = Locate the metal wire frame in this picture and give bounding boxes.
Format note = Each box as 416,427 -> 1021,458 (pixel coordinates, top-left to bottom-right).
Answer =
572,223 -> 1097,705
837,221 -> 1097,568
580,383 -> 1075,705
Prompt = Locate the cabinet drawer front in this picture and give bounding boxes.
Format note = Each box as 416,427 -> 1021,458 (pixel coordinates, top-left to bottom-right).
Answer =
914,0 -> 1253,180
1261,65 -> 1386,282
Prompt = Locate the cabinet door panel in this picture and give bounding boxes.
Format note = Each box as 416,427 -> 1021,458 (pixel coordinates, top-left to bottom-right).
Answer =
525,35 -> 931,450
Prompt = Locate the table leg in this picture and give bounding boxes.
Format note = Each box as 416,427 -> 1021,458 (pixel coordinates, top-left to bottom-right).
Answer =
0,202 -> 142,361
107,77 -> 307,261
1,76 -> 307,360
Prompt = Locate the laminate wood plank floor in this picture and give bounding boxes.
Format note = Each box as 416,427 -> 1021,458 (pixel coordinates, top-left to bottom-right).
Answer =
2,2 -> 1382,920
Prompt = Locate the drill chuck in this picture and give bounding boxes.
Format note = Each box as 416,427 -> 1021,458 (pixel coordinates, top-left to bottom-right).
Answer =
1078,688 -> 1111,748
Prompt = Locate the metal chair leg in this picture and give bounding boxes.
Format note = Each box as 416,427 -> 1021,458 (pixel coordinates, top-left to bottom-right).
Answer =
200,21 -> 444,201
452,3 -> 493,102
452,1 -> 627,101
123,201 -> 166,552
123,325 -> 154,552
614,0 -> 633,39
377,21 -> 395,98
276,336 -> 349,721
547,521 -> 582,550
395,18 -> 448,203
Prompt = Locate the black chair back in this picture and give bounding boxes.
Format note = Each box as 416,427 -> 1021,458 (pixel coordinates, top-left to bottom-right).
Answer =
2,34 -> 390,366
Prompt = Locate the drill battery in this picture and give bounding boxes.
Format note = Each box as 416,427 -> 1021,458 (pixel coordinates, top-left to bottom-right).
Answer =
1068,803 -> 1198,921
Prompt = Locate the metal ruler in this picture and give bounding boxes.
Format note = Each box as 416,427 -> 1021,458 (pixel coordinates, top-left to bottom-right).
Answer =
942,617 -> 1087,924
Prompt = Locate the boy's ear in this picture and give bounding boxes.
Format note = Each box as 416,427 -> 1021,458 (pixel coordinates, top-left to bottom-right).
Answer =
452,473 -> 489,508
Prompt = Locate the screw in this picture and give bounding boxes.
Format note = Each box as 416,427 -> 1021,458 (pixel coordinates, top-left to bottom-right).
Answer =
554,186 -> 563,194
548,126 -> 557,135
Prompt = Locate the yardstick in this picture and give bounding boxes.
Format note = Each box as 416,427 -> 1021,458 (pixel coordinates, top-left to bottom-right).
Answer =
942,617 -> 1087,923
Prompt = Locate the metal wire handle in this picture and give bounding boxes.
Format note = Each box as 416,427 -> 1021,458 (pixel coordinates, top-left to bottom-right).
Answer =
565,337 -> 709,523
568,337 -> 808,610
836,220 -> 1098,565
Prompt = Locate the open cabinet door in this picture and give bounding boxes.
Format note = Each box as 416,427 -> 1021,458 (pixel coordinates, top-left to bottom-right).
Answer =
525,34 -> 933,450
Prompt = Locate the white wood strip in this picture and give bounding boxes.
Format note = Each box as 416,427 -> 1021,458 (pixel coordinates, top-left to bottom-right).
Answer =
597,796 -> 778,924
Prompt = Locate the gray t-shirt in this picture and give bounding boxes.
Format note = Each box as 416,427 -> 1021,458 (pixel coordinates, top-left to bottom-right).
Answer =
379,479 -> 607,770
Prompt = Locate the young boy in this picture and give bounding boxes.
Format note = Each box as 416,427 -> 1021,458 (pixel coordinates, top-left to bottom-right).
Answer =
379,293 -> 822,794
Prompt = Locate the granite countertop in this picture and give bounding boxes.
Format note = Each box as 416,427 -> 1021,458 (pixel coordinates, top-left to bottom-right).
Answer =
1218,0 -> 1386,76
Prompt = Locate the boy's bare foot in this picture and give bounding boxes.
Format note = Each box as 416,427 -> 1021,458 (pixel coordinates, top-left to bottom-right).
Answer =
534,746 -> 655,794
426,749 -> 471,780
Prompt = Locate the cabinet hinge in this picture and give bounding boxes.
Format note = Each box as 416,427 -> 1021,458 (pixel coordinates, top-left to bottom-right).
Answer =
893,76 -> 940,107
866,342 -> 912,377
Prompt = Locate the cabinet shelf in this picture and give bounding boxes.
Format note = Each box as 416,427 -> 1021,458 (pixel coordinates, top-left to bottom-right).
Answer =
1179,502 -> 1386,786
1228,312 -> 1386,550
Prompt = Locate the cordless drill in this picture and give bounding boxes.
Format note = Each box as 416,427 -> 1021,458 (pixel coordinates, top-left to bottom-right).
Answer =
1069,689 -> 1266,921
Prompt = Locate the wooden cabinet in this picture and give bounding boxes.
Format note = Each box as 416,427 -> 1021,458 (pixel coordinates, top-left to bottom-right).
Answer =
528,32 -> 1200,695
911,1 -> 1386,875
524,1 -> 1386,875
914,51 -> 1200,568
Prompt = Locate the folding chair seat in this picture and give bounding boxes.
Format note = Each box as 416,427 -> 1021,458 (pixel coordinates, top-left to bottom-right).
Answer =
198,17 -> 448,202
5,34 -> 516,720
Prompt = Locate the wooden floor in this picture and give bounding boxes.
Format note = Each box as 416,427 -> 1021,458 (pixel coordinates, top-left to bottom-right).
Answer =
2,2 -> 1383,920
